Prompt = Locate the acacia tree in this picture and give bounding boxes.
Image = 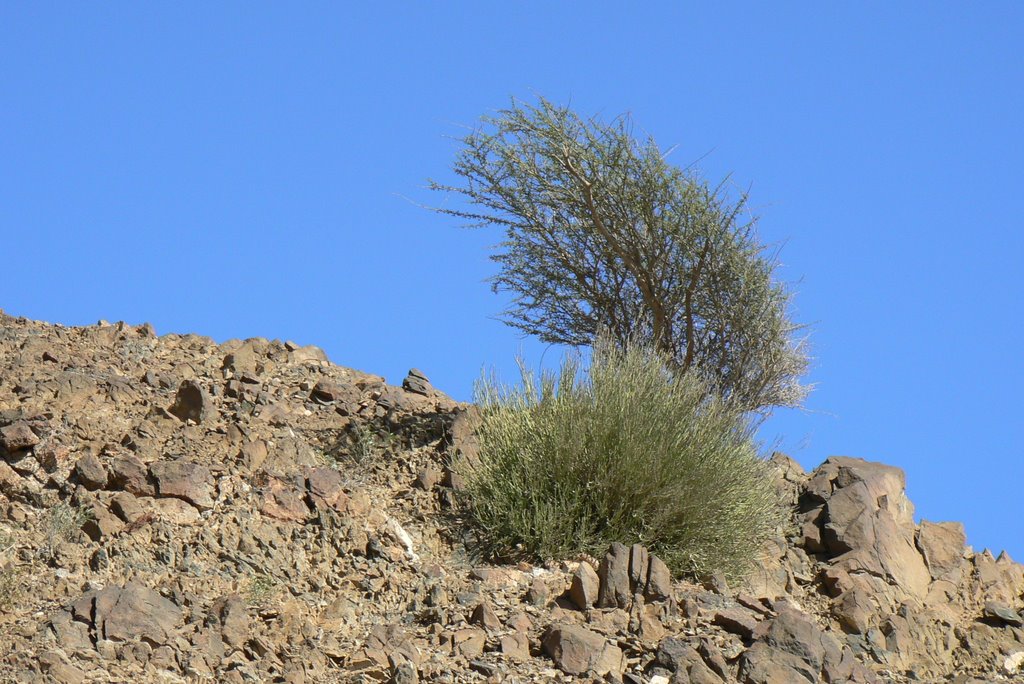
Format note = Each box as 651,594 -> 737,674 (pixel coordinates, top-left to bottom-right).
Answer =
429,97 -> 808,413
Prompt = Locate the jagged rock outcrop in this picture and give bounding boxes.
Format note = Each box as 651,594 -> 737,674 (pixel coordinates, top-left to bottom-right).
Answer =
0,311 -> 1021,683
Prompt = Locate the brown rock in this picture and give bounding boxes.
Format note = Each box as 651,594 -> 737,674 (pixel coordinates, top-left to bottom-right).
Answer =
739,640 -> 817,684
569,562 -> 600,610
0,422 -> 39,451
402,368 -> 432,396
79,582 -> 183,645
168,379 -> 213,422
598,542 -> 632,609
452,627 -> 486,658
816,456 -> 932,599
629,544 -> 650,590
108,455 -> 155,496
81,503 -> 125,541
500,632 -> 530,661
288,345 -> 329,365
109,491 -> 146,524
210,594 -> 250,648
916,520 -> 966,581
305,466 -> 349,512
414,467 -> 441,491
470,602 -> 502,632
310,379 -> 345,403
712,607 -> 759,639
526,578 -> 550,607
149,458 -> 214,510
37,650 -> 85,684
73,453 -> 108,490
645,554 -> 673,602
543,623 -> 622,676
834,587 -> 874,634
260,477 -> 310,522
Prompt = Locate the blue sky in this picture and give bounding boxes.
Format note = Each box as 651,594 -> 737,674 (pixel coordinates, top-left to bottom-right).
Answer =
3,4 -> 1021,560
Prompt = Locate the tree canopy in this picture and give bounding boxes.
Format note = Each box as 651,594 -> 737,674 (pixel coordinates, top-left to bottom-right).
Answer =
430,97 -> 808,413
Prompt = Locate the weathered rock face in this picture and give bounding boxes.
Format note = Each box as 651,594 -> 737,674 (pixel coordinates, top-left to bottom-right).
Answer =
0,311 -> 1022,684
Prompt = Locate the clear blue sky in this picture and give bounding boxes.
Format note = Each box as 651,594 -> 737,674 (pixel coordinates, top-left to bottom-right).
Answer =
3,4 -> 1021,560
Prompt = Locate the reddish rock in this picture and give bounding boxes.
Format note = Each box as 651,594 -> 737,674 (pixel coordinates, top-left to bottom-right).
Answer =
260,477 -> 309,522
305,466 -> 349,512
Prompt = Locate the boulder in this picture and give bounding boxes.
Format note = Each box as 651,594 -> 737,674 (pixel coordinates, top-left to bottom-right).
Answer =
543,624 -> 622,676
149,458 -> 215,510
813,457 -> 932,599
168,379 -> 213,422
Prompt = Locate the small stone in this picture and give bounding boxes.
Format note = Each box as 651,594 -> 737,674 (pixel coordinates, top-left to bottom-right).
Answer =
712,607 -> 759,639
402,369 -> 432,396
470,602 -> 502,632
73,453 -> 109,490
543,623 -> 622,676
0,423 -> 39,451
1004,651 -> 1024,675
526,578 -> 550,606
984,601 -> 1024,627
570,561 -> 601,610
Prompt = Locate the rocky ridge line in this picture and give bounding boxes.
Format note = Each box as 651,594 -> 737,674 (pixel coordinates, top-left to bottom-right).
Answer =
0,312 -> 1021,683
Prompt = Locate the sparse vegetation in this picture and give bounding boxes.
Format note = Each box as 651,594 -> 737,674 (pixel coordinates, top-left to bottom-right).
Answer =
245,572 -> 279,607
456,337 -> 784,581
40,501 -> 93,560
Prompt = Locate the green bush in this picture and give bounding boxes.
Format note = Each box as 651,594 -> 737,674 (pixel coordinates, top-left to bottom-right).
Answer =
458,338 -> 783,581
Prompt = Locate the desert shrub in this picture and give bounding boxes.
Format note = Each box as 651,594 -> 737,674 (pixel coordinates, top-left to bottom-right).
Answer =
458,337 -> 783,581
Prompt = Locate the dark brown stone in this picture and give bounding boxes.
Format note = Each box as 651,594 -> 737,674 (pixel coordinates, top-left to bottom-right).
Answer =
168,379 -> 213,422
645,554 -> 673,602
598,542 -> 632,609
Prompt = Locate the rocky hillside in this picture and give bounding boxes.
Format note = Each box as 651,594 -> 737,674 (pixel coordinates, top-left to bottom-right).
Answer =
0,311 -> 1022,684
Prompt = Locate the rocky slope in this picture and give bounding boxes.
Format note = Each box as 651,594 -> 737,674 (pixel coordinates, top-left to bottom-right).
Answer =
0,311 -> 1022,683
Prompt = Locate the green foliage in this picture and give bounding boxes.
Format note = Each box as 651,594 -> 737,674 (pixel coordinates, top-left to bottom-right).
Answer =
457,337 -> 784,581
430,97 -> 808,413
